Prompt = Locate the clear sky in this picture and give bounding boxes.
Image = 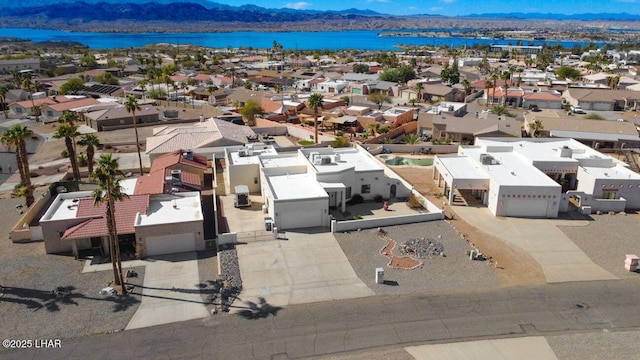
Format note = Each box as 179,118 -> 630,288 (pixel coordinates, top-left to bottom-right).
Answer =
212,0 -> 640,16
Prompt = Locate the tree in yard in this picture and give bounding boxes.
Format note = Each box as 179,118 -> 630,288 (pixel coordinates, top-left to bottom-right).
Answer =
138,80 -> 147,99
308,93 -> 324,144
180,82 -> 188,107
92,154 -> 128,293
367,92 -> 391,110
352,63 -> 369,73
207,85 -> 217,104
415,82 -> 423,102
78,133 -> 101,175
53,122 -> 81,181
408,98 -> 419,107
491,105 -> 509,116
332,136 -> 350,148
530,119 -> 544,138
491,73 -> 499,107
239,99 -> 264,127
440,62 -> 460,85
1,125 -> 35,207
403,133 -> 421,144
461,79 -> 471,96
22,73 -> 40,122
367,122 -> 379,137
555,66 -> 581,81
124,96 -> 144,175
0,85 -> 8,118
484,79 -> 494,108
59,78 -> 86,95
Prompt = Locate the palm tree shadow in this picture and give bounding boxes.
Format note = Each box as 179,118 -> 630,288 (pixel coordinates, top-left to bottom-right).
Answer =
236,297 -> 282,320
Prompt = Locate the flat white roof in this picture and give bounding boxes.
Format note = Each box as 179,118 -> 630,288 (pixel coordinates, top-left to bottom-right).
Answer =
266,173 -> 328,200
120,178 -> 138,195
260,154 -> 306,168
437,156 -> 490,180
227,144 -> 278,166
581,164 -> 640,180
40,191 -> 94,222
305,148 -> 384,173
462,147 -> 561,187
136,192 -> 202,226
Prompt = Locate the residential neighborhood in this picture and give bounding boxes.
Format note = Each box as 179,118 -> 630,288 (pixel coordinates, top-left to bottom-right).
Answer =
1,38 -> 640,359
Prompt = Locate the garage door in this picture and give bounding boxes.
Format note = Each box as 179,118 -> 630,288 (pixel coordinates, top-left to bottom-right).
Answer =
146,232 -> 196,257
277,210 -> 324,230
505,199 -> 549,217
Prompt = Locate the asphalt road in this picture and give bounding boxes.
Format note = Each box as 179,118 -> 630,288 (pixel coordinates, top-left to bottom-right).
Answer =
3,279 -> 640,359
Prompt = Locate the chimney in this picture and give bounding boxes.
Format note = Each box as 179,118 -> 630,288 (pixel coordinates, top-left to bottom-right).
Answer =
185,149 -> 193,161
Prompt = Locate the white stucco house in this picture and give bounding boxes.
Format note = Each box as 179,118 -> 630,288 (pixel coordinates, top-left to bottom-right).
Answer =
434,138 -> 640,218
40,190 -> 205,257
224,144 -> 410,230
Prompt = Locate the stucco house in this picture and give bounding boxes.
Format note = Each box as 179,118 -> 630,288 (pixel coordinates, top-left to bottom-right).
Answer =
40,191 -> 205,258
434,138 -> 640,217
84,104 -> 160,131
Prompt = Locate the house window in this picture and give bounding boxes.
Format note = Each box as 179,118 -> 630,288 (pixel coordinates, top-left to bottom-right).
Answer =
47,111 -> 54,116
602,190 -> 617,199
254,177 -> 258,185
361,184 -> 371,194
345,187 -> 352,199
439,130 -> 447,139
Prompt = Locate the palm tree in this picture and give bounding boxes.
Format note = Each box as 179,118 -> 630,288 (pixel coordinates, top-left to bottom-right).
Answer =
484,79 -> 494,108
58,111 -> 80,154
78,133 -> 101,175
92,154 -> 128,293
490,73 -> 499,107
138,80 -> 147,99
53,123 -> 81,181
367,122 -> 379,137
0,85 -> 8,118
1,125 -> 35,206
22,73 -> 40,122
415,82 -> 423,102
207,85 -> 217,104
404,133 -> 421,144
308,93 -> 324,144
461,79 -> 471,96
530,119 -> 544,138
180,82 -> 188,107
124,96 -> 144,175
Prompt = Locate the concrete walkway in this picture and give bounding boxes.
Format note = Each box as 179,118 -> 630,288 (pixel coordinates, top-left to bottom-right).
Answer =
452,207 -> 617,283
126,252 -> 209,330
236,230 -> 374,309
405,336 -> 559,360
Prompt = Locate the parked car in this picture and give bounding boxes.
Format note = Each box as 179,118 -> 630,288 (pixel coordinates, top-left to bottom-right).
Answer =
528,104 -> 541,112
570,105 -> 585,114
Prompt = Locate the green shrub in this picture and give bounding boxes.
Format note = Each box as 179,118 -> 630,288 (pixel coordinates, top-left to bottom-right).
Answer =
347,194 -> 364,205
61,150 -> 68,158
353,214 -> 363,220
407,193 -> 424,209
373,194 -> 384,202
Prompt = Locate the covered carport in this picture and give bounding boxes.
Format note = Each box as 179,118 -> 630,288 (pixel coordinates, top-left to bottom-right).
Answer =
433,156 -> 490,204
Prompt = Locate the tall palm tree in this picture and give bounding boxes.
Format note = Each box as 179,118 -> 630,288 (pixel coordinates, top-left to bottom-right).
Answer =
124,96 -> 144,175
77,133 -> 101,175
92,154 -> 127,293
531,119 -> 544,138
138,80 -> 147,99
22,73 -> 40,122
415,82 -> 423,102
308,93 -> 324,144
53,122 -> 81,180
1,125 -> 35,206
207,85 -> 217,104
0,85 -> 8,118
490,73 -> 499,107
484,79 -> 494,108
58,111 -> 80,154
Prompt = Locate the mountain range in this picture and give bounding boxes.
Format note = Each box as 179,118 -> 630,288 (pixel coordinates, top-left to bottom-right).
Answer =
2,0 -> 639,21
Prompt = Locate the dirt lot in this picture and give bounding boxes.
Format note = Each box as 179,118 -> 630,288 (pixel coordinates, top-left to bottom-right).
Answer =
392,166 -> 546,286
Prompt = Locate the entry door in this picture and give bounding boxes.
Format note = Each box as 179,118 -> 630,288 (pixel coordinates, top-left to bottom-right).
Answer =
329,192 -> 337,207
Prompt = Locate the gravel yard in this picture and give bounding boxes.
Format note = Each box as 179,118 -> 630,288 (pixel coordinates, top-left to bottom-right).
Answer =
0,247 -> 145,341
558,212 -> 640,279
546,330 -> 640,360
334,221 -> 500,296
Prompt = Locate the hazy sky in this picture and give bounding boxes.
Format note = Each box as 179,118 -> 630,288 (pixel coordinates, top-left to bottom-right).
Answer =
214,0 -> 640,16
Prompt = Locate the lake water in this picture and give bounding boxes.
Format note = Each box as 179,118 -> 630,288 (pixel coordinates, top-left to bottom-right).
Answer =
0,28 -> 602,50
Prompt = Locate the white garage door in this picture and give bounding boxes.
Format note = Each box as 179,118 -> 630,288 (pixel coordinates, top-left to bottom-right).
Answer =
505,199 -> 549,218
146,232 -> 196,257
277,210 -> 324,230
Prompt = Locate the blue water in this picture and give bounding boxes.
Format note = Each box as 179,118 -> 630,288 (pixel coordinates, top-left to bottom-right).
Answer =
0,28 -> 604,50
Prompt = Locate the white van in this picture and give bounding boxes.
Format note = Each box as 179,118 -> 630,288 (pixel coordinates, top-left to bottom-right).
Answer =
570,105 -> 585,114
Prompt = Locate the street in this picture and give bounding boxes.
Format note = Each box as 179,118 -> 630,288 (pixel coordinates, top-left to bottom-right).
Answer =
4,279 -> 640,359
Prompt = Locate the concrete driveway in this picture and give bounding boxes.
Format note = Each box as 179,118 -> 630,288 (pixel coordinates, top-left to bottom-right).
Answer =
406,337 -> 559,360
236,229 -> 374,309
452,207 -> 617,283
126,252 -> 209,330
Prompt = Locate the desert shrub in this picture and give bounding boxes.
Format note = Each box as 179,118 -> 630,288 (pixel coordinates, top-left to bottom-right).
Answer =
347,194 -> 364,205
406,193 -> 424,209
61,150 -> 68,158
373,194 -> 384,202
353,214 -> 363,220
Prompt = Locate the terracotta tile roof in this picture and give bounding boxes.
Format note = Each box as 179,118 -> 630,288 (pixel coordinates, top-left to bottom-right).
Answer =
62,194 -> 150,239
45,97 -> 101,112
14,96 -> 71,109
134,168 -> 201,195
522,92 -> 562,101
149,149 -> 208,173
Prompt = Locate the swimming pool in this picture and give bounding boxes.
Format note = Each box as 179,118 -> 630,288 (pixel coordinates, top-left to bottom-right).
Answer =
384,156 -> 433,166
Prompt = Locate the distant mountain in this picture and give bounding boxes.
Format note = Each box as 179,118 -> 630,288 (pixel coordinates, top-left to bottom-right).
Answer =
0,1 -> 382,23
465,12 -> 640,21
